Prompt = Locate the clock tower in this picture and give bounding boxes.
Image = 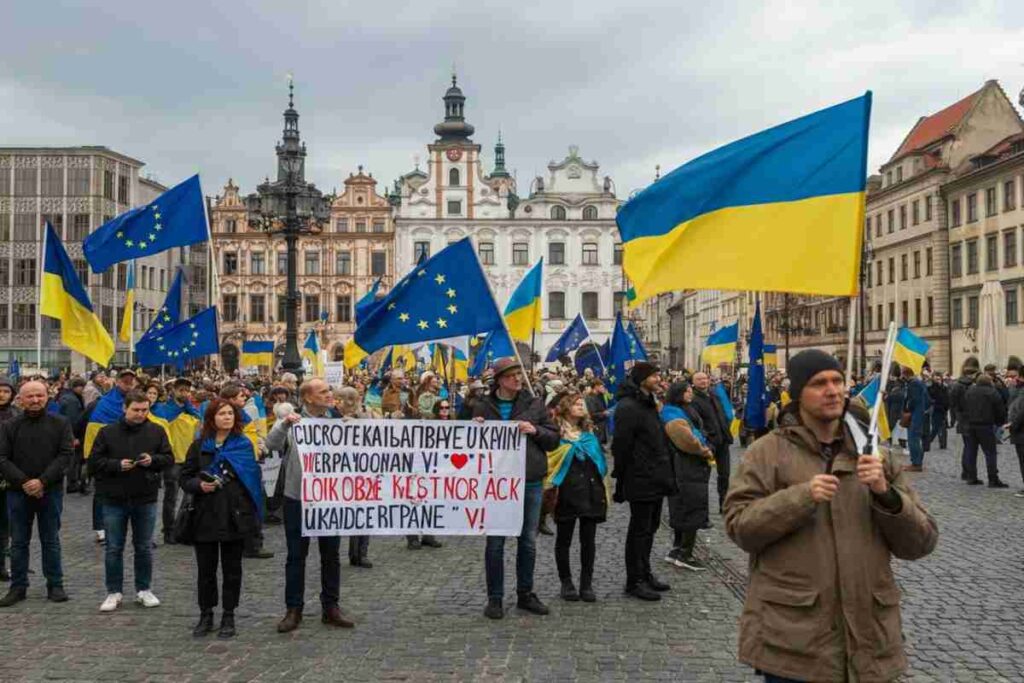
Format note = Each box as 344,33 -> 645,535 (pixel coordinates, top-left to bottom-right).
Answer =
428,74 -> 482,219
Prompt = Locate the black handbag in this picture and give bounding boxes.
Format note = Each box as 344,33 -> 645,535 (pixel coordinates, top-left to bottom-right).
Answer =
172,493 -> 197,545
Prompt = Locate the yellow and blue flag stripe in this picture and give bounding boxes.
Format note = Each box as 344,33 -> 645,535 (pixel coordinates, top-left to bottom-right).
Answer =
503,258 -> 543,342
119,262 -> 135,344
303,329 -> 323,376
855,375 -> 891,440
893,327 -> 929,375
151,400 -> 201,464
241,340 -> 274,368
616,93 -> 872,299
85,387 -> 172,458
40,222 -> 115,367
702,323 -> 738,366
763,344 -> 778,368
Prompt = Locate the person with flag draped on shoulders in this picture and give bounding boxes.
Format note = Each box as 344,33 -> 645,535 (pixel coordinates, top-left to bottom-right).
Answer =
151,378 -> 200,545
544,391 -> 607,604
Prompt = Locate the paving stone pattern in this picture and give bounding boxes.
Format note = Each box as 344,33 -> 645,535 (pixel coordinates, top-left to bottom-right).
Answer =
1,441 -> 1023,681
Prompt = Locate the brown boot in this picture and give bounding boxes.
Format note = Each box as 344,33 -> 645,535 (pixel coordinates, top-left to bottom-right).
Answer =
321,606 -> 355,628
277,608 -> 302,633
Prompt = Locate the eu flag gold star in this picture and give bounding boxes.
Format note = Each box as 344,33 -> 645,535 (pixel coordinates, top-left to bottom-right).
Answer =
154,224 -> 162,231
148,233 -> 156,241
154,212 -> 161,220
417,270 -> 426,277
434,274 -> 445,285
418,320 -> 429,330
436,318 -> 447,329
387,303 -> 396,311
138,242 -> 147,249
447,304 -> 457,315
116,231 -> 124,238
398,313 -> 410,322
446,288 -> 456,298
189,323 -> 196,329
125,240 -> 134,247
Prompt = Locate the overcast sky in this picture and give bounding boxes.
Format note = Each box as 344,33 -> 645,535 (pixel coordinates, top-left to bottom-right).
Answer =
3,0 -> 1024,201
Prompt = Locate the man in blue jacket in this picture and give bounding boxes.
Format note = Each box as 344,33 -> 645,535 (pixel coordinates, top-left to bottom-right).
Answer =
902,367 -> 931,472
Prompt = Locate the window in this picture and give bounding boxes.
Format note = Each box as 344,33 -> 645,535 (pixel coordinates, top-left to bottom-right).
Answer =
371,251 -> 386,276
68,214 -> 89,241
144,267 -> 151,290
876,305 -> 883,330
866,264 -> 872,288
447,200 -> 462,216
927,296 -> 934,326
614,291 -> 625,312
139,265 -> 147,290
887,209 -> 894,233
901,301 -> 908,327
414,241 -> 431,261
41,214 -> 62,237
875,215 -> 882,237
13,304 -> 35,330
986,187 -> 997,217
613,243 -> 623,265
986,234 -> 999,271
304,251 -> 320,275
118,175 -> 129,204
277,251 -> 288,275
335,251 -> 352,275
913,251 -> 921,279
581,292 -> 599,320
925,194 -> 933,221
951,199 -> 961,227
223,252 -> 238,275
246,294 -> 263,323
952,244 -> 964,277
900,253 -> 908,281
968,295 -> 979,328
512,243 -> 529,266
912,200 -> 920,225
0,304 -> 7,330
967,193 -> 978,222
336,295 -> 352,323
866,306 -> 872,331
582,205 -> 598,220
875,261 -> 882,285
223,219 -> 237,233
1007,288 -> 1019,325
372,221 -> 385,233
303,294 -> 320,322
67,167 -> 89,195
13,214 -> 34,241
549,292 -> 566,319
479,241 -> 495,265
40,167 -> 63,196
548,242 -> 564,265
888,302 -> 895,324
222,295 -> 238,322
926,247 -> 933,276
0,259 -> 8,285
887,257 -> 894,283
952,298 -> 963,328
582,242 -> 599,265
14,167 -> 37,196
1005,230 -> 1018,268
277,295 -> 287,323
250,252 -> 266,275
885,171 -> 892,186
160,267 -> 167,291
966,239 -> 978,274
896,166 -> 903,182
1005,180 -> 1017,212
449,168 -> 460,186
551,206 -> 566,220
0,213 -> 9,240
899,204 -> 907,230
355,221 -> 366,233
103,170 -> 114,200
335,219 -> 349,233
914,298 -> 921,326
0,168 -> 9,196
14,258 -> 35,286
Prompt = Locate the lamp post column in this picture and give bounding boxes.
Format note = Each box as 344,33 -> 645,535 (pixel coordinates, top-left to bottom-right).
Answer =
282,176 -> 303,379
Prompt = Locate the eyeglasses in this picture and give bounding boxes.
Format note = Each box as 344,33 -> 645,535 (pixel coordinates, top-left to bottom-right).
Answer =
439,405 -> 451,410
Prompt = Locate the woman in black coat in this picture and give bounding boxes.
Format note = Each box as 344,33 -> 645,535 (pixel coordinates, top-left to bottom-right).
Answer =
180,399 -> 261,639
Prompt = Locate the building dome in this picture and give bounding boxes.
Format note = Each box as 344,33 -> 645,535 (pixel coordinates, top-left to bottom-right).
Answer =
434,74 -> 475,142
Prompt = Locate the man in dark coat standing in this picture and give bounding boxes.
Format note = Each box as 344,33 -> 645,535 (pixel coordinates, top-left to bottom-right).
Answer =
949,357 -> 980,480
612,362 -> 675,602
690,372 -> 733,513
0,375 -> 19,582
58,377 -> 87,493
963,374 -> 1008,487
925,371 -> 949,451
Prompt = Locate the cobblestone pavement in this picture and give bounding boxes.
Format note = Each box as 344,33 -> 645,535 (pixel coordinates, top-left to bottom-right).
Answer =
1,441 -> 1023,681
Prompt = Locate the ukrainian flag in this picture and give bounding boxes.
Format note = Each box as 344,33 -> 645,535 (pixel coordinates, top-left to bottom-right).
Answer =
702,323 -> 738,366
855,375 -> 891,440
119,262 -> 135,343
85,387 -> 172,458
151,399 -> 201,464
504,258 -> 543,342
763,344 -> 778,368
453,346 -> 469,382
893,327 -> 929,375
391,345 -> 418,370
40,222 -> 115,366
241,341 -> 274,368
303,329 -> 323,376
616,94 -> 872,299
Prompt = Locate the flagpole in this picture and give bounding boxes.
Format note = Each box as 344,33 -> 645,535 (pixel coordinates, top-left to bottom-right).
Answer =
475,252 -> 536,397
868,321 -> 898,455
845,296 -> 857,385
37,224 -> 46,372
129,260 -> 136,368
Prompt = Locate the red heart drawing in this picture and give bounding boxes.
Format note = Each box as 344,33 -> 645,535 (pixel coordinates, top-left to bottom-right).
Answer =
450,453 -> 468,470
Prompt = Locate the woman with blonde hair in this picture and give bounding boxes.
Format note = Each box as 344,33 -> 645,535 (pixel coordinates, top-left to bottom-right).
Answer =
546,392 -> 607,602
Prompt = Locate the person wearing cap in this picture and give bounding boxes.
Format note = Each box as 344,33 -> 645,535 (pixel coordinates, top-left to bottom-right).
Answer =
83,371 -> 110,407
59,377 -> 87,493
724,349 -> 938,682
473,357 -> 560,620
0,375 -> 18,582
611,361 -> 675,602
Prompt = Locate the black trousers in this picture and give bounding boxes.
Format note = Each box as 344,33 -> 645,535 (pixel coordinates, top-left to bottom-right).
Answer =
673,529 -> 698,558
161,464 -> 180,534
194,539 -> 244,611
554,517 -> 597,587
624,499 -> 662,587
348,535 -> 369,562
714,443 -> 731,509
1015,443 -> 1024,485
964,425 -> 999,482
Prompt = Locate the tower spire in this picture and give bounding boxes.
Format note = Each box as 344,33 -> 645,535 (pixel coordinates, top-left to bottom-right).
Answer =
433,73 -> 475,142
491,129 -> 509,178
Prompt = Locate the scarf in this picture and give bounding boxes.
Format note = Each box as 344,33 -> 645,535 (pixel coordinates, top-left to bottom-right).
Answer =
660,404 -> 709,448
201,433 -> 264,520
545,431 -> 607,488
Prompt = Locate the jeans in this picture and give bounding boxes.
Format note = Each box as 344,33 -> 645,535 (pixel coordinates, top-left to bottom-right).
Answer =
102,501 -> 157,594
714,443 -> 730,510
283,497 -> 340,610
1016,443 -> 1024,485
92,496 -> 103,532
7,488 -> 64,590
161,464 -> 181,535
926,409 -> 948,450
485,482 -> 543,600
624,498 -> 662,587
963,425 -> 999,482
194,539 -> 244,611
907,429 -> 924,467
554,517 -> 597,588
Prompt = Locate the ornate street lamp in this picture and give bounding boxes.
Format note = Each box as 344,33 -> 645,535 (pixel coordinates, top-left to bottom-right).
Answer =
245,80 -> 330,380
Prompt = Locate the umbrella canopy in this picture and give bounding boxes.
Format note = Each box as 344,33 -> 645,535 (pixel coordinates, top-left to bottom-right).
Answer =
978,281 -> 1005,368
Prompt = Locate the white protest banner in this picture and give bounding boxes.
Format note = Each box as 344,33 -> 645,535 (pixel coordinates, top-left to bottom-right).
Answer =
323,361 -> 344,388
296,418 -> 525,537
260,450 -> 282,497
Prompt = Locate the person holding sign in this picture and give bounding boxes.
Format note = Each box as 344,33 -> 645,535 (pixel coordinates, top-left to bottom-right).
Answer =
545,392 -> 607,603
473,357 -> 560,620
266,378 -> 355,633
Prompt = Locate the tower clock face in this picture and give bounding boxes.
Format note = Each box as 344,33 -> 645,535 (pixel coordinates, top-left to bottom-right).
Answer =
446,148 -> 463,162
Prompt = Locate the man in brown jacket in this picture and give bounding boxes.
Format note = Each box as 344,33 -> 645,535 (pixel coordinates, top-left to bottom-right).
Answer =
725,349 -> 938,683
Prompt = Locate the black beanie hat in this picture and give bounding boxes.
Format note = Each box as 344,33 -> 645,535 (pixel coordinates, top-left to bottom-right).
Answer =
787,350 -> 843,403
630,362 -> 660,385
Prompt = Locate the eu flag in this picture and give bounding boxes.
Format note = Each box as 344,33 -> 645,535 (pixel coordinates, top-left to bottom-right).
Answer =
743,301 -> 769,431
343,239 -> 504,368
469,330 -> 515,376
545,313 -> 591,362
606,314 -> 631,390
355,278 -> 383,326
626,321 -> 648,361
136,307 -> 219,368
84,175 -> 209,273
575,340 -> 609,377
141,268 -> 183,342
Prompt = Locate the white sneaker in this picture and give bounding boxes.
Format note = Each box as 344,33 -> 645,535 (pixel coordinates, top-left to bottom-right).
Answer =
136,590 -> 160,608
100,593 -> 122,612
95,530 -> 106,543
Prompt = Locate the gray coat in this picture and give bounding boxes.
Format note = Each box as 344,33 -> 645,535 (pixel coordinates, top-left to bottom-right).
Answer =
265,405 -> 342,501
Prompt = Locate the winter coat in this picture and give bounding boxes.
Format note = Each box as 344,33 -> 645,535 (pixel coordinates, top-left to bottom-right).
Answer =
585,392 -> 610,443
884,380 -> 906,433
690,387 -> 733,448
963,376 -> 1006,427
57,389 -> 85,430
179,438 -> 259,543
473,389 -> 560,483
553,450 -> 607,523
948,374 -> 975,433
0,411 -> 73,490
904,378 -> 929,434
88,418 -> 174,505
926,381 -> 949,412
665,405 -> 711,532
610,380 -> 675,503
1008,391 -> 1024,445
724,403 -> 938,682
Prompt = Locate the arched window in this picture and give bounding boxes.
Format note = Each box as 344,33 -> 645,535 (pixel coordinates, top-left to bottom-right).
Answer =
550,205 -> 566,220
582,205 -> 598,220
449,168 -> 460,186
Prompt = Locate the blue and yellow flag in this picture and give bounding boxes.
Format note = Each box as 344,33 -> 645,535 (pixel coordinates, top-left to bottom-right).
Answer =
391,345 -> 418,371
893,327 -> 930,375
452,346 -> 469,382
241,341 -> 274,368
303,329 -> 323,376
763,344 -> 779,368
40,222 -> 115,366
343,239 -> 504,368
702,323 -> 738,366
119,262 -> 135,344
616,94 -> 871,299
469,330 -> 515,376
84,175 -> 209,273
504,258 -> 543,342
855,375 -> 891,440
151,399 -> 201,464
141,268 -> 183,342
135,307 -> 219,368
713,382 -> 742,439
85,387 -> 172,458
544,313 -> 590,362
